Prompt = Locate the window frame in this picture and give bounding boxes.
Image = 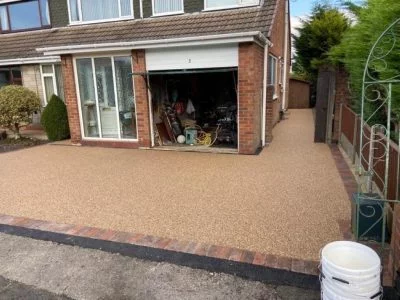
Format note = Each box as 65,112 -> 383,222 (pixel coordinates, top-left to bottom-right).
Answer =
40,64 -> 60,106
203,0 -> 259,11
73,53 -> 138,141
0,0 -> 51,34
267,54 -> 278,98
0,66 -> 22,87
151,0 -> 184,17
67,0 -> 134,25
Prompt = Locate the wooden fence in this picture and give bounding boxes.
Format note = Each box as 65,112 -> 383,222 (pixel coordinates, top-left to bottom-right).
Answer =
339,105 -> 400,201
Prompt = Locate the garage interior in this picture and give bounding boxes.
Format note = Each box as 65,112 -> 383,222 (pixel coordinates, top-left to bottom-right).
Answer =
149,68 -> 239,152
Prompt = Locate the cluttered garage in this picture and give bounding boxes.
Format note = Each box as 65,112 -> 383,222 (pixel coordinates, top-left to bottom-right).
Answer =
149,68 -> 238,152
145,45 -> 240,153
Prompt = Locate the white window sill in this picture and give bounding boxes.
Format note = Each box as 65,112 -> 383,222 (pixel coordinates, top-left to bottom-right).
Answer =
69,17 -> 134,26
151,11 -> 184,18
202,3 -> 259,12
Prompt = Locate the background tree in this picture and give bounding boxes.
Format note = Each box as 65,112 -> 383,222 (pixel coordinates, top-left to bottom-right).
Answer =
0,85 -> 41,139
293,3 -> 350,103
331,0 -> 400,139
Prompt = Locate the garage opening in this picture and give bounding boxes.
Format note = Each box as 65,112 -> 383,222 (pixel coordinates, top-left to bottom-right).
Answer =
149,68 -> 238,153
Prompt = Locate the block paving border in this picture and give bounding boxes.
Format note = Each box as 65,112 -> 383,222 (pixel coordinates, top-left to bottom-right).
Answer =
0,144 -> 367,288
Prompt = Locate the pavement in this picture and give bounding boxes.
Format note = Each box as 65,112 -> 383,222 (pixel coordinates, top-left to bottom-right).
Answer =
0,109 -> 350,261
0,233 -> 320,300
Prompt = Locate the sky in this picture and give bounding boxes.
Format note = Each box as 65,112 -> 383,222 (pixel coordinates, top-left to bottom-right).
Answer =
291,0 -> 314,18
290,1 -> 315,35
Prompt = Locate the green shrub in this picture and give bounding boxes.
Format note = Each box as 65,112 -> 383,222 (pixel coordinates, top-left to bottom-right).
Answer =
0,85 -> 41,139
41,95 -> 70,141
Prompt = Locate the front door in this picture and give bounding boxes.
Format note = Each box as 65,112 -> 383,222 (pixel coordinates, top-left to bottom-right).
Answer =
95,59 -> 118,138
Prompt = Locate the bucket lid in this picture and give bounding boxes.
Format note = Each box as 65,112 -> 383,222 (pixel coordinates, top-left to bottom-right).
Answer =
321,241 -> 381,273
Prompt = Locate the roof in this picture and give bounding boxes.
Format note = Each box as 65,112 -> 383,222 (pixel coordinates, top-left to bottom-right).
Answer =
0,0 -> 277,61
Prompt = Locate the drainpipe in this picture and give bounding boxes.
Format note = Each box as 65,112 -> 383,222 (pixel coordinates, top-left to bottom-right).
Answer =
281,0 -> 289,111
140,0 -> 143,18
262,44 -> 269,147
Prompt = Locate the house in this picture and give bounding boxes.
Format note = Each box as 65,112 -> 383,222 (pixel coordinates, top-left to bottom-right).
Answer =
0,0 -> 290,154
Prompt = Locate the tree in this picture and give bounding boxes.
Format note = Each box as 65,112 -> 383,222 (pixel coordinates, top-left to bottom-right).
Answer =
293,4 -> 350,82
41,94 -> 70,141
0,85 -> 41,139
330,0 -> 400,137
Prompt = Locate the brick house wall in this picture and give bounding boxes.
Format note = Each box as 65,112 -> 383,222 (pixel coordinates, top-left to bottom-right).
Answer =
61,55 -> 81,144
267,0 -> 290,125
132,49 -> 151,148
265,86 -> 274,143
268,0 -> 284,112
238,42 -> 263,154
21,65 -> 44,124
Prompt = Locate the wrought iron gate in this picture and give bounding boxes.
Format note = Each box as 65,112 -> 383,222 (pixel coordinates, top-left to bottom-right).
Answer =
356,18 -> 400,261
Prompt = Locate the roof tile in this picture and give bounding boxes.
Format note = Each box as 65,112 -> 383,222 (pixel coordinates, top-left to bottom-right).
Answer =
0,0 -> 277,60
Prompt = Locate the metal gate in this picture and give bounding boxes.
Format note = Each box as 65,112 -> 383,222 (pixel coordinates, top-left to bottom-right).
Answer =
356,18 -> 400,266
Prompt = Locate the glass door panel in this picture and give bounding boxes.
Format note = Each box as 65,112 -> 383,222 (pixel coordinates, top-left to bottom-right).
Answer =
114,57 -> 136,139
94,57 -> 118,138
76,58 -> 99,137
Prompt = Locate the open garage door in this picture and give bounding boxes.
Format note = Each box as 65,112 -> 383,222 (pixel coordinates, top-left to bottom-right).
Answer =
144,45 -> 239,153
146,44 -> 238,71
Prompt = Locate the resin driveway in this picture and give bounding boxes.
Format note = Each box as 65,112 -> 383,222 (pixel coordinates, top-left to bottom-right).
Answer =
0,109 -> 350,261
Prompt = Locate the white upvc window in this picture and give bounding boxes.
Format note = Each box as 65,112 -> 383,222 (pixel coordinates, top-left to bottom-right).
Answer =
152,0 -> 184,16
41,64 -> 64,105
267,54 -> 277,97
68,0 -> 133,24
74,55 -> 138,141
204,0 -> 258,10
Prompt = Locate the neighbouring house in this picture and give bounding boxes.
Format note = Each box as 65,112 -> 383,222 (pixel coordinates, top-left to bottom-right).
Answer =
0,0 -> 290,154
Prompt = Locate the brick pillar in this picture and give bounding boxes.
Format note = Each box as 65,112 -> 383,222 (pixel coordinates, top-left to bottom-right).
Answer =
265,86 -> 274,143
333,66 -> 351,142
61,55 -> 81,144
389,204 -> 400,284
238,42 -> 264,155
132,49 -> 151,148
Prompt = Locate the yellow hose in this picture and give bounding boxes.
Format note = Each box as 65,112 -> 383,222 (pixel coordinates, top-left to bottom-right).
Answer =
186,124 -> 220,147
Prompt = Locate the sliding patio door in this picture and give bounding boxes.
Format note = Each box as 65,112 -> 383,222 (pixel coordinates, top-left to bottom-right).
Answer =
76,55 -> 137,140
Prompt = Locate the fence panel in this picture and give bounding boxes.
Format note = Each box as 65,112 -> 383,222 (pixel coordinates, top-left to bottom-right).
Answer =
339,106 -> 399,201
341,105 -> 357,142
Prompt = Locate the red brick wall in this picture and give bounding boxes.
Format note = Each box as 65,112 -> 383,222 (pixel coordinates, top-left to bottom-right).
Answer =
268,0 -> 290,113
333,67 -> 351,142
61,55 -> 81,144
81,140 -> 139,149
132,49 -> 151,148
265,86 -> 274,143
390,204 -> 400,284
238,42 -> 264,154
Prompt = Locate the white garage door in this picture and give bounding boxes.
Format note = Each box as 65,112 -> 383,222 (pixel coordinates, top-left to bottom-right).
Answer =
145,44 -> 238,71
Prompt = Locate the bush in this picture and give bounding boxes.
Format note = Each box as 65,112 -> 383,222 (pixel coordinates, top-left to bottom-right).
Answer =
0,85 -> 41,139
41,94 -> 70,141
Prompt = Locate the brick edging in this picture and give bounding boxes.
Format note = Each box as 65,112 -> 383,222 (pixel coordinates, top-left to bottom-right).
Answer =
0,213 -> 320,288
330,145 -> 395,287
330,145 -> 356,241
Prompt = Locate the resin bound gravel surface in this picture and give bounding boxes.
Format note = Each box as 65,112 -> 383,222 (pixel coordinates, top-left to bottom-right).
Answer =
0,109 -> 350,261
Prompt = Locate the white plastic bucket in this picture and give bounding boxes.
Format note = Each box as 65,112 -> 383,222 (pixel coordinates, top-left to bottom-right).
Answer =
323,265 -> 380,292
320,241 -> 382,300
